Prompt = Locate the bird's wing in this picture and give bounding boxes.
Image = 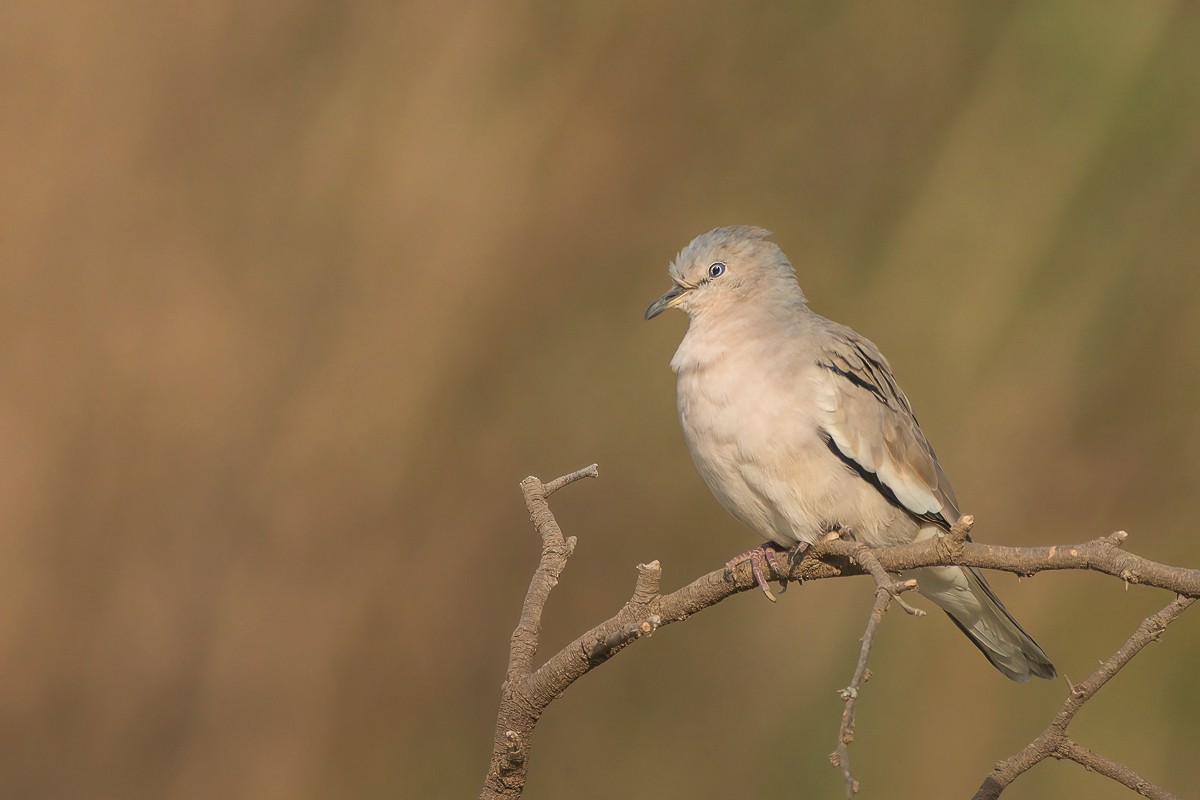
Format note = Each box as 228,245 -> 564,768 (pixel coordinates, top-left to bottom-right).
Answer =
812,324 -> 959,527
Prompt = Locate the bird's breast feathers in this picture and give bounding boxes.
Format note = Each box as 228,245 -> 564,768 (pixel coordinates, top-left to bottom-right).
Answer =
674,347 -> 868,545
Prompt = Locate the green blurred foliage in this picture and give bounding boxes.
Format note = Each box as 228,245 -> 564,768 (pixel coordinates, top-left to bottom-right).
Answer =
2,1 -> 1198,798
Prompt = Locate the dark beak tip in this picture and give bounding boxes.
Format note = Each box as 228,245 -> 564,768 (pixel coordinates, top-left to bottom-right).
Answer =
644,285 -> 684,321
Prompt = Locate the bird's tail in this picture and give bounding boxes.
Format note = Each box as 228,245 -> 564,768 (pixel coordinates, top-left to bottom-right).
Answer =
908,565 -> 1056,682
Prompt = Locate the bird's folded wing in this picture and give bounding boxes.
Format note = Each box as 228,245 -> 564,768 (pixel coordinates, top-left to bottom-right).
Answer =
813,326 -> 959,527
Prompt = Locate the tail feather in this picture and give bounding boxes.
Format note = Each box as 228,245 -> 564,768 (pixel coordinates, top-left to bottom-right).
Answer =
909,565 -> 1056,682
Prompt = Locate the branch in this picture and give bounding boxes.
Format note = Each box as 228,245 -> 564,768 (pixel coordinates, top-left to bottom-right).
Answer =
480,470 -> 1199,800
850,528 -> 1200,596
481,464 -> 597,800
973,595 -> 1194,800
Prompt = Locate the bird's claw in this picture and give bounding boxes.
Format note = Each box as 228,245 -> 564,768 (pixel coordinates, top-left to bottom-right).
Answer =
786,540 -> 812,569
726,542 -> 789,602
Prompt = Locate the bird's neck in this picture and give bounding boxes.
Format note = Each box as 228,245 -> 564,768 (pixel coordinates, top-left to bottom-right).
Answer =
670,299 -> 811,374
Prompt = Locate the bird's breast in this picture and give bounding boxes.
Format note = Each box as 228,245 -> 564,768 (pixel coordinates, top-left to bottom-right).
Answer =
673,344 -> 842,546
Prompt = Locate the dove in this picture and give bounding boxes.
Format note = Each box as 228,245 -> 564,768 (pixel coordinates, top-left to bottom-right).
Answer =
645,225 -> 1054,681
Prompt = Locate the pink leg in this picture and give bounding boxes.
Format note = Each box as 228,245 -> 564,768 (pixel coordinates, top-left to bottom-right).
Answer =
726,541 -> 789,602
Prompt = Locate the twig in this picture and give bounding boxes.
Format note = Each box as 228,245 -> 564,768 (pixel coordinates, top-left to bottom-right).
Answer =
588,561 -> 664,666
821,540 -> 921,797
1055,739 -> 1179,800
542,464 -> 599,497
972,595 -> 1194,800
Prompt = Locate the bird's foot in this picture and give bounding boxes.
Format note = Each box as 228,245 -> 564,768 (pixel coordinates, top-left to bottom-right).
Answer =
726,542 -> 789,602
786,540 -> 812,570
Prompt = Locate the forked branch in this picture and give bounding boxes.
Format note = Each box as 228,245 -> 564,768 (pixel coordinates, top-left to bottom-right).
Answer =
479,467 -> 1198,800
972,595 -> 1194,800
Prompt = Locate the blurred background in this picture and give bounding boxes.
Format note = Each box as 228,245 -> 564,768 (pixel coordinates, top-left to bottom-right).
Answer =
3,1 -> 1199,798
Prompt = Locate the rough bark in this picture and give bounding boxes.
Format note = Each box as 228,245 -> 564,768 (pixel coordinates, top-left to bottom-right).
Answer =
479,467 -> 1198,800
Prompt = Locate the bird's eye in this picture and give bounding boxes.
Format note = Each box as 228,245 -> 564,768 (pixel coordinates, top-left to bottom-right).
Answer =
708,262 -> 726,279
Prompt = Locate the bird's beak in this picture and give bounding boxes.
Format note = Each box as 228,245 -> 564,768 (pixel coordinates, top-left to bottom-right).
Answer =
644,284 -> 689,320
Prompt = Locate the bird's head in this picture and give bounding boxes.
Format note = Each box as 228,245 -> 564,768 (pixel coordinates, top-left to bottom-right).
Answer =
644,226 -> 806,321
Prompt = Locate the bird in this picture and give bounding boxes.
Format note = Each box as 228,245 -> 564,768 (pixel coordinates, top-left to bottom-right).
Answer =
644,225 -> 1055,682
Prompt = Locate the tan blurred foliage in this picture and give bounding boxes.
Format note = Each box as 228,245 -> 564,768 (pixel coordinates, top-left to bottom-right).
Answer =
2,2 -> 1198,798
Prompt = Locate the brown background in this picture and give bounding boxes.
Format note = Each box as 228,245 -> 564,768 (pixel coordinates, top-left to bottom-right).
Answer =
4,2 -> 1199,798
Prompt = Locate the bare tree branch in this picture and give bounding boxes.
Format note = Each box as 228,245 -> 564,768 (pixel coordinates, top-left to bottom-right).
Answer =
481,465 -> 597,800
973,595 -> 1194,800
480,468 -> 1199,800
875,529 -> 1200,596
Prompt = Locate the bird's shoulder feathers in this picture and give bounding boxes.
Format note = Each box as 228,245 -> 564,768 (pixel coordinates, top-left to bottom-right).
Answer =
810,320 -> 959,526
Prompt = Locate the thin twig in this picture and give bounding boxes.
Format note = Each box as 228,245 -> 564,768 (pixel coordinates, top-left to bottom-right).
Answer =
1055,739 -> 1180,800
823,540 -> 921,796
543,463 -> 599,497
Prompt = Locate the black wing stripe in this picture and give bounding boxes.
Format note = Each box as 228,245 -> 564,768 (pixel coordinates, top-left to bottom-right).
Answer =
850,339 -> 912,414
818,361 -> 888,404
820,432 -> 950,528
